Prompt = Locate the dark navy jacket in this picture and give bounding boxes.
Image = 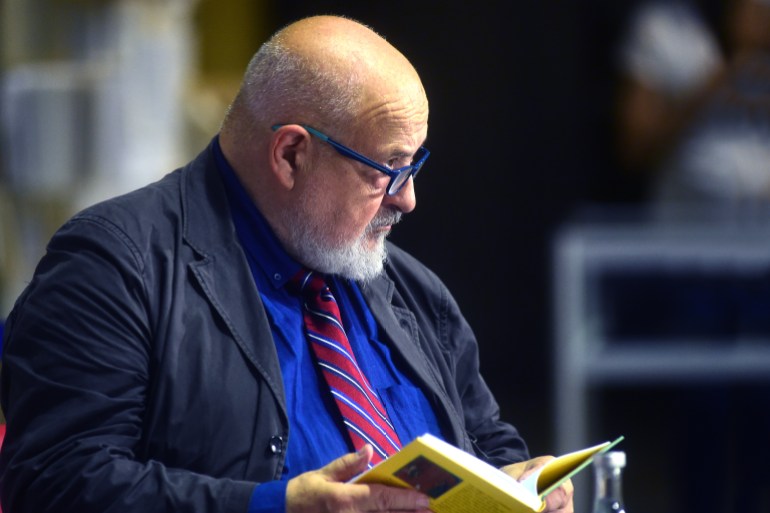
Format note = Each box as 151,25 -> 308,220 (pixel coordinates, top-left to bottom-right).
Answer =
0,141 -> 528,512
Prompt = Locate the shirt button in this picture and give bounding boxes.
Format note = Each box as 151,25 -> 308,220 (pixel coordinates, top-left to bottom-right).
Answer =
268,435 -> 284,455
273,273 -> 282,281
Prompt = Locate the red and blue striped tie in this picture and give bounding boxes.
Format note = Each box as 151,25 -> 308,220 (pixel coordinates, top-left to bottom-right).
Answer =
291,269 -> 402,466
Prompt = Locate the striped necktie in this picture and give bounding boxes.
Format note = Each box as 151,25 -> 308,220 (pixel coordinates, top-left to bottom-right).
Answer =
291,269 -> 402,465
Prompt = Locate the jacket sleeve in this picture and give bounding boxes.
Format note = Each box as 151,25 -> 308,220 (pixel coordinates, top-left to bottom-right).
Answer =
0,215 -> 256,513
441,276 -> 531,467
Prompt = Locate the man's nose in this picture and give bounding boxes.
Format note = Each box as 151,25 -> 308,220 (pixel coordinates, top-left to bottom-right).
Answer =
383,176 -> 416,213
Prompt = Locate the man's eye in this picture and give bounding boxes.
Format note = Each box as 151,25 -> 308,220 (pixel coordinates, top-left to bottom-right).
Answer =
387,156 -> 409,169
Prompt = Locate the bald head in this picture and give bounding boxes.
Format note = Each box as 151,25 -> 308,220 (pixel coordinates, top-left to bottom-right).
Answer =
220,15 -> 427,150
276,15 -> 421,89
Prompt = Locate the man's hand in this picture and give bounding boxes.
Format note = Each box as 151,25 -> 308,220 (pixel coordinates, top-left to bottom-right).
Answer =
502,456 -> 574,513
286,445 -> 432,513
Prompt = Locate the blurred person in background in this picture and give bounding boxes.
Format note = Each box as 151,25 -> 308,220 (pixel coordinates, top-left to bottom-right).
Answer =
615,0 -> 770,210
0,14 -> 574,513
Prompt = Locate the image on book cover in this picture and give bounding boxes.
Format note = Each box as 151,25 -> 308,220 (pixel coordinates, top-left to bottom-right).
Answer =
394,456 -> 463,499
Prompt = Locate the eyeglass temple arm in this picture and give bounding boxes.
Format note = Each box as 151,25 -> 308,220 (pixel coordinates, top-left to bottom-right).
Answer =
271,124 -> 332,143
273,124 -> 394,174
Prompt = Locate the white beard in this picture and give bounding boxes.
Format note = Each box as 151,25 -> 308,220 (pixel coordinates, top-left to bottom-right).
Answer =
282,197 -> 401,283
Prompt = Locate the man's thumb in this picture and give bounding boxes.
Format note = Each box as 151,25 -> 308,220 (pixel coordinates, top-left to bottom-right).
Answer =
324,445 -> 374,482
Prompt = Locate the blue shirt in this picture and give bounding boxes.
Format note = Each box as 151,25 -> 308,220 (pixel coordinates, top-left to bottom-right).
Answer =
212,138 -> 443,513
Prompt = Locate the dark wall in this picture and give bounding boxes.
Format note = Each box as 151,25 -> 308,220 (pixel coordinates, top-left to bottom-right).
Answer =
270,0 -> 636,454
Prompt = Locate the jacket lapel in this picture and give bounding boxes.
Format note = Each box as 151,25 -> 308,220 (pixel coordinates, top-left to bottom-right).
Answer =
362,273 -> 451,413
180,143 -> 287,414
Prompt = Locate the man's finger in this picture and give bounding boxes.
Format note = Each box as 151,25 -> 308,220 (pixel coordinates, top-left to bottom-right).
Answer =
322,445 -> 374,482
358,482 -> 432,512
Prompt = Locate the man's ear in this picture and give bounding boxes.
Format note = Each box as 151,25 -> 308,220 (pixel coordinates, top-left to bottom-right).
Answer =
269,125 -> 310,190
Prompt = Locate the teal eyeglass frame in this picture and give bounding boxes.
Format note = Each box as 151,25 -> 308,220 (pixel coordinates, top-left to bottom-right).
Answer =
271,124 -> 430,195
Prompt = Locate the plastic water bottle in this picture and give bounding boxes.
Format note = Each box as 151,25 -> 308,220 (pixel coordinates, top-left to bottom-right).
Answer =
592,451 -> 627,513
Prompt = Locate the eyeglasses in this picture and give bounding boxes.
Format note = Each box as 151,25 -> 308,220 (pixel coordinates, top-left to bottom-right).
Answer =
271,124 -> 430,196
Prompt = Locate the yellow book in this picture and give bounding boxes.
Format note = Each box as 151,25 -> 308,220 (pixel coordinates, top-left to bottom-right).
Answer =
353,433 -> 624,513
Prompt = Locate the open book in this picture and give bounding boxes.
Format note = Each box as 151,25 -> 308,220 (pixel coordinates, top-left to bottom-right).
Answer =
353,433 -> 624,513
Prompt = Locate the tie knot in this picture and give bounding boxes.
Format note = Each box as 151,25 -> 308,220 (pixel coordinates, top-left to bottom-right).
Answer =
289,269 -> 328,299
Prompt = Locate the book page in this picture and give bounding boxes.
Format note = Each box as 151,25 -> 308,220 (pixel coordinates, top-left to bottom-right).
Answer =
520,436 -> 625,499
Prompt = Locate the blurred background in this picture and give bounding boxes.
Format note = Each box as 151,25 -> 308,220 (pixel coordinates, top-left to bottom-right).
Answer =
1,1 -> 770,512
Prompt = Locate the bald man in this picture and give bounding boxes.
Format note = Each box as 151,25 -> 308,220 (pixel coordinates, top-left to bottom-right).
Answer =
0,15 -> 573,513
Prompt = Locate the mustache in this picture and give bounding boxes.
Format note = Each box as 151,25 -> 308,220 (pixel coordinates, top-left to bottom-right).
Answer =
368,208 -> 402,230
